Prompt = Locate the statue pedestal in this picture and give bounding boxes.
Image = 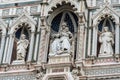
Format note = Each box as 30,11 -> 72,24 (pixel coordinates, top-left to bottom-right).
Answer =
12,60 -> 25,65
43,53 -> 74,80
48,53 -> 71,64
99,53 -> 113,58
47,54 -> 72,73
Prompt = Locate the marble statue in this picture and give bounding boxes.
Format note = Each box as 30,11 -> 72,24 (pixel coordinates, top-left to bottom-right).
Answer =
17,34 -> 29,60
50,22 -> 73,55
51,34 -> 61,55
99,27 -> 114,55
60,25 -> 73,53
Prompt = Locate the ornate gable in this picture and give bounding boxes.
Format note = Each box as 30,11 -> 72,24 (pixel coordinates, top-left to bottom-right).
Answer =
10,10 -> 36,34
92,3 -> 120,25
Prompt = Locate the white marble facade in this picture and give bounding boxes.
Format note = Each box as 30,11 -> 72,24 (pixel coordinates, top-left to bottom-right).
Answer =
0,0 -> 120,80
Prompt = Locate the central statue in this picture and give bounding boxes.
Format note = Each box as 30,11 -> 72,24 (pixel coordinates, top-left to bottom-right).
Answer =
50,22 -> 73,55
60,23 -> 73,53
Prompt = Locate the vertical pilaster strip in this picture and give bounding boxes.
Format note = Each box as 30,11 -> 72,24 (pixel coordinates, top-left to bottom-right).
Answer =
37,28 -> 46,64
76,23 -> 84,61
43,28 -> 50,63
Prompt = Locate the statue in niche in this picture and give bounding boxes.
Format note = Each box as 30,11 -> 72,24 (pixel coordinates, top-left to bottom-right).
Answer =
60,22 -> 73,53
99,27 -> 114,56
17,34 -> 29,60
50,22 -> 73,55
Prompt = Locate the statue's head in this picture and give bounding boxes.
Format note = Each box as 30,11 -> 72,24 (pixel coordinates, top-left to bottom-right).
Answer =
104,27 -> 109,32
21,34 -> 26,39
61,21 -> 67,29
65,27 -> 69,32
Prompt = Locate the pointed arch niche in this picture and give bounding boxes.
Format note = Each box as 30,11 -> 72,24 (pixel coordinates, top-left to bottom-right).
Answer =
91,13 -> 119,58
3,11 -> 36,64
11,23 -> 31,62
47,1 -> 78,60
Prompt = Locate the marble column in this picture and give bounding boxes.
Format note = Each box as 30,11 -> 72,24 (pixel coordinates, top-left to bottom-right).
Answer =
115,24 -> 119,55
83,27 -> 87,59
87,28 -> 92,57
92,26 -> 97,56
94,26 -> 98,56
27,31 -> 35,62
3,34 -> 10,64
6,34 -> 14,64
0,34 -> 6,64
34,19 -> 41,61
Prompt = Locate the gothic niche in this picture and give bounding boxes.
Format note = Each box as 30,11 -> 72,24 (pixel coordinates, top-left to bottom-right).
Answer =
12,23 -> 30,64
97,15 -> 115,57
49,11 -> 78,56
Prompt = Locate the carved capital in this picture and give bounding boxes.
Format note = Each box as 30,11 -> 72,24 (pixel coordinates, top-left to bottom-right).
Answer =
40,16 -> 47,26
77,12 -> 84,23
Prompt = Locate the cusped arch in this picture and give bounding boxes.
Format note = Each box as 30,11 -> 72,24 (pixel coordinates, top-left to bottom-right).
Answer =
47,0 -> 79,24
47,0 -> 79,14
93,13 -> 117,27
10,10 -> 36,34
